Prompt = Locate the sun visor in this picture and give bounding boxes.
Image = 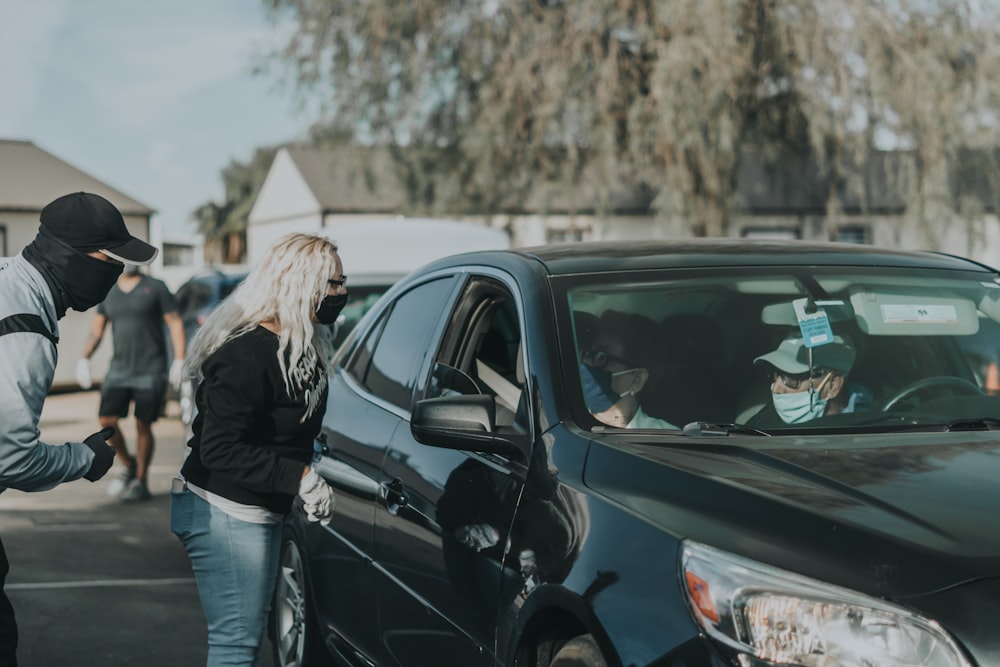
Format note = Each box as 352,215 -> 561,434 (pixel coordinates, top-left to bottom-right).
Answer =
761,301 -> 855,326
849,287 -> 979,335
978,288 -> 1000,323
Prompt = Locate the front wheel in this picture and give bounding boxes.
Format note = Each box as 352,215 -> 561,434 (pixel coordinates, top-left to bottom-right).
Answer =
270,536 -> 325,667
549,634 -> 608,667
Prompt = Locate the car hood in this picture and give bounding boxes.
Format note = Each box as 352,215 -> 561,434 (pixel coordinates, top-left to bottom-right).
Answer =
584,430 -> 1000,598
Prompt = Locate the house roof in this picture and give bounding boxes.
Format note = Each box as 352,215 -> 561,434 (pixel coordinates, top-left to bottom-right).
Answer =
279,141 -> 994,218
283,142 -> 657,215
0,139 -> 154,216
285,144 -> 407,213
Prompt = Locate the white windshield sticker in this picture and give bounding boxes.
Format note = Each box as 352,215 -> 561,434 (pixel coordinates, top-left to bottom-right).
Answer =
880,304 -> 958,323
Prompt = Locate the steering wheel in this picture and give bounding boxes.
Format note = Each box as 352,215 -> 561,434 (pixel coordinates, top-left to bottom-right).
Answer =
880,376 -> 983,411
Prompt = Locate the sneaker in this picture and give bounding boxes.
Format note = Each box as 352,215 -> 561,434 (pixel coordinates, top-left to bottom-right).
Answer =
120,478 -> 152,503
106,463 -> 136,497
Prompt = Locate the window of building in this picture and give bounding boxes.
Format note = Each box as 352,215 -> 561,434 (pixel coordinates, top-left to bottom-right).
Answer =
741,226 -> 801,240
163,243 -> 197,266
834,224 -> 871,245
547,227 -> 590,243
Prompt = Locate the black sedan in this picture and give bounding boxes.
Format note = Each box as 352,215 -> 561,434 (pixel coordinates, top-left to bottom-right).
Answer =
272,239 -> 1000,667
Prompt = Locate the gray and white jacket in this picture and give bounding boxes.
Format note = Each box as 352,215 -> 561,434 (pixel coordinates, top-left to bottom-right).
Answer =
0,253 -> 93,492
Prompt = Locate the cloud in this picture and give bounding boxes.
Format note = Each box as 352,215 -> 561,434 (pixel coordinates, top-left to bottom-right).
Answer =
55,6 -> 280,130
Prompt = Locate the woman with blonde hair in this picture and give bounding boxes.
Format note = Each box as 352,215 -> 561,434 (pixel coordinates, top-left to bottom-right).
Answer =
170,232 -> 347,666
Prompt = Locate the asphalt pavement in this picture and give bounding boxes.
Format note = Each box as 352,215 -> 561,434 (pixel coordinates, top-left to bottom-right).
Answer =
0,390 -> 276,666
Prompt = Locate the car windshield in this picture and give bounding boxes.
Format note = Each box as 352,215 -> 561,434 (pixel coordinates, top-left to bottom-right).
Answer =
562,266 -> 1000,434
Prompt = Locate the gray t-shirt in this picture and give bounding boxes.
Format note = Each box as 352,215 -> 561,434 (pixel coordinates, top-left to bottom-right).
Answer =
98,275 -> 177,389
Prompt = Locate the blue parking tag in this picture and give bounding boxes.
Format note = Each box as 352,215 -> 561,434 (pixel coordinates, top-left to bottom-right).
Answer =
793,297 -> 835,347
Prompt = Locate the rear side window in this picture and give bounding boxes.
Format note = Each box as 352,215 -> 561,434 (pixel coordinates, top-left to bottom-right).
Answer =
175,280 -> 214,319
354,277 -> 455,410
219,277 -> 245,301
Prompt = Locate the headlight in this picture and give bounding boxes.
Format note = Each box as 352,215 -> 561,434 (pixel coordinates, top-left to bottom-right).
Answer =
681,541 -> 971,667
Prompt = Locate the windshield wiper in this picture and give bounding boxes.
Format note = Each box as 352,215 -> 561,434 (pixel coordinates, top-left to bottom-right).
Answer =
848,415 -> 1000,433
944,417 -> 1000,432
681,422 -> 771,437
849,414 -> 929,429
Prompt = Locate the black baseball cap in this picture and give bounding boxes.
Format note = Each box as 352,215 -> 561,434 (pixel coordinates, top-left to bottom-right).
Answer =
40,192 -> 158,265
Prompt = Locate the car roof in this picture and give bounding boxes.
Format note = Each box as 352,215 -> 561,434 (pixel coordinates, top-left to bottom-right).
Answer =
424,239 -> 999,276
345,272 -> 407,287
180,269 -> 248,285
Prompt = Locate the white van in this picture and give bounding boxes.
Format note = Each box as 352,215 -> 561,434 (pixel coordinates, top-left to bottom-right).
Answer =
326,218 -> 512,345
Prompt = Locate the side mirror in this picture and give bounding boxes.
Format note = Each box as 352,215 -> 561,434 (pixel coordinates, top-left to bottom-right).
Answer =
411,394 -> 526,461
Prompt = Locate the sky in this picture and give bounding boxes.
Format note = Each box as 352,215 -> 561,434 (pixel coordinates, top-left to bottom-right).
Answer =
0,0 -> 310,237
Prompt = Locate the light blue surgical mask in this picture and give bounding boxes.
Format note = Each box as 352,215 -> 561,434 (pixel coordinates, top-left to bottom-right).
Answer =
772,390 -> 827,424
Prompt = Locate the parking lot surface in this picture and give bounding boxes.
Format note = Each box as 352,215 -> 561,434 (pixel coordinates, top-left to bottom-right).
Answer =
0,391 -> 275,666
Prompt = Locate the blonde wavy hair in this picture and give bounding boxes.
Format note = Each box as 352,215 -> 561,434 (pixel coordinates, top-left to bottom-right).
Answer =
184,233 -> 341,418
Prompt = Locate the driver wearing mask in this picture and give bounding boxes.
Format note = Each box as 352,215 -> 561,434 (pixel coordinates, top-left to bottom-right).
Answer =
578,310 -> 677,430
749,332 -> 870,426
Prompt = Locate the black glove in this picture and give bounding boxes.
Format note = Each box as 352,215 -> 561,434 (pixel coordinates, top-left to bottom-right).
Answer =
82,427 -> 116,482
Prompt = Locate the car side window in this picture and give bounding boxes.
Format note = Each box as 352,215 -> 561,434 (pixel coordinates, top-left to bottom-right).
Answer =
175,279 -> 212,319
428,279 -> 528,432
344,307 -> 387,385
355,277 -> 455,410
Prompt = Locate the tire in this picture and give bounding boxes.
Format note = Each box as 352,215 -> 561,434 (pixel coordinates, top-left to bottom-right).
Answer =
271,536 -> 325,667
549,634 -> 608,667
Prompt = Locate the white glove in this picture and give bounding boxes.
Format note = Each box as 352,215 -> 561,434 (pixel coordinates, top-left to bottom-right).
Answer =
76,359 -> 92,390
298,468 -> 335,525
454,523 -> 500,551
169,359 -> 184,392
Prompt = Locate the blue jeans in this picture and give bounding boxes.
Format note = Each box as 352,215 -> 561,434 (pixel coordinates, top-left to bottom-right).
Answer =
170,489 -> 282,667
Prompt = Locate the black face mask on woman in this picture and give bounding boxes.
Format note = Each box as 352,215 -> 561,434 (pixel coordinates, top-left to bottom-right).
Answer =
315,292 -> 349,325
22,225 -> 124,317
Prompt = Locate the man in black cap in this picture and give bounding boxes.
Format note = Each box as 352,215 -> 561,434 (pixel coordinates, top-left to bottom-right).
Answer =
0,191 -> 158,664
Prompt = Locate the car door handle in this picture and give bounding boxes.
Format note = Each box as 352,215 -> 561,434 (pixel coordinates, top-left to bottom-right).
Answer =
381,477 -> 409,514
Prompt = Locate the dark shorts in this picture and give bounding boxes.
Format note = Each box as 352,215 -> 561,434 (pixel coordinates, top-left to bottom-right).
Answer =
99,380 -> 167,424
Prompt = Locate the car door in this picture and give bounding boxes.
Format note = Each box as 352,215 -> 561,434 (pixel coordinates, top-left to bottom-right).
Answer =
374,276 -> 532,667
309,275 -> 460,665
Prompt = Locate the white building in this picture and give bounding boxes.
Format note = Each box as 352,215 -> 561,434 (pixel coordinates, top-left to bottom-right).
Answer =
247,145 -> 510,273
0,139 -> 156,388
249,142 -> 1000,269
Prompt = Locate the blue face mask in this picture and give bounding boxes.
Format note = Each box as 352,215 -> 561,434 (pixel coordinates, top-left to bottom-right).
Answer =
772,390 -> 827,424
580,362 -> 619,413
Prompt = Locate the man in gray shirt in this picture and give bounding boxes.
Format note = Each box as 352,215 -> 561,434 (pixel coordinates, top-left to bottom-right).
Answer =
77,266 -> 186,501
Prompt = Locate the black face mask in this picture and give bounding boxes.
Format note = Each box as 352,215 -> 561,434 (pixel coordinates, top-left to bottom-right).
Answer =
65,254 -> 124,312
315,292 -> 349,325
23,226 -> 124,316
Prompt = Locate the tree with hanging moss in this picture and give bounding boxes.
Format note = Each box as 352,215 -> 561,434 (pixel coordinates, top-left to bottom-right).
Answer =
258,0 -> 999,244
194,146 -> 279,264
